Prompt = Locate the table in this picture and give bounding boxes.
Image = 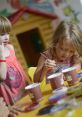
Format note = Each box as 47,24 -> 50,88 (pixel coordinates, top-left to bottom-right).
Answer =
16,81 -> 82,117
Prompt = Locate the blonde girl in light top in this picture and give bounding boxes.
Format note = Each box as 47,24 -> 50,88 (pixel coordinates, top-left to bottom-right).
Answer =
34,21 -> 82,85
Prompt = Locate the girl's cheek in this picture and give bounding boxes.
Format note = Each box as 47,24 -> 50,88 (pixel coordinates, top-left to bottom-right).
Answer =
0,37 -> 3,42
0,35 -> 9,42
0,35 -> 5,40
59,51 -> 64,55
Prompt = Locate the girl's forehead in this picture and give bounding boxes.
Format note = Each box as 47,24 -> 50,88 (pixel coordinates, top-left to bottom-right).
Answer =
59,39 -> 73,46
59,39 -> 75,50
63,40 -> 72,46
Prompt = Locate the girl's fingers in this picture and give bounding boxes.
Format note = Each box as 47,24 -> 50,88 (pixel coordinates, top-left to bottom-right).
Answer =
13,106 -> 24,112
0,97 -> 7,107
10,109 -> 20,115
45,59 -> 56,67
8,112 -> 17,117
8,105 -> 22,115
45,64 -> 56,69
0,97 -> 4,103
1,101 -> 6,106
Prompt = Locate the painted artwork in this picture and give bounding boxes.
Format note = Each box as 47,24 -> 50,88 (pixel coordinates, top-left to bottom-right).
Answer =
26,0 -> 54,13
0,0 -> 55,16
0,0 -> 17,16
52,0 -> 82,29
0,0 -> 82,29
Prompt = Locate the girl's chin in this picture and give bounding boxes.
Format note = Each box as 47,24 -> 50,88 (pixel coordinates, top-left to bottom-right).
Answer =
3,43 -> 8,46
59,60 -> 64,62
59,59 -> 66,62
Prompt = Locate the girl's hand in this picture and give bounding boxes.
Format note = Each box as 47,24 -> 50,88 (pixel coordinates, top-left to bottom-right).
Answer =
0,43 -> 5,58
8,105 -> 24,117
0,97 -> 9,117
44,59 -> 56,71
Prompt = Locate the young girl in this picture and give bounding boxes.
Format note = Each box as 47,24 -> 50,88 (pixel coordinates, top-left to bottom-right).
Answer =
0,16 -> 31,105
34,21 -> 82,84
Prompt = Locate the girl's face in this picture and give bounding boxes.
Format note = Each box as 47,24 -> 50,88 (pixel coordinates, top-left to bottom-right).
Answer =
0,33 -> 9,45
55,40 -> 75,62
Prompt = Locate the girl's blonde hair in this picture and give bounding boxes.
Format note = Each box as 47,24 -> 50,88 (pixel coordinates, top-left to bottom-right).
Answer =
0,16 -> 12,34
49,21 -> 82,56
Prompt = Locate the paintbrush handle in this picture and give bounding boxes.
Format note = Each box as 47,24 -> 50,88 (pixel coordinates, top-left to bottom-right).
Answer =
41,53 -> 62,71
41,53 -> 49,59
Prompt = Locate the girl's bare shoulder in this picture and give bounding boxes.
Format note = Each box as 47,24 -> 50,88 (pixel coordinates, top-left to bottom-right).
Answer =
7,44 -> 14,50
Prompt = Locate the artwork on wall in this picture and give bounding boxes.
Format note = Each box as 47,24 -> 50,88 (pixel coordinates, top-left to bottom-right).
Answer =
0,0 -> 55,16
0,0 -> 82,29
0,0 -> 17,16
52,0 -> 82,29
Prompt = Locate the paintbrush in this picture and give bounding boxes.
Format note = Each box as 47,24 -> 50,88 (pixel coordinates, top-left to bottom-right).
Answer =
41,53 -> 61,73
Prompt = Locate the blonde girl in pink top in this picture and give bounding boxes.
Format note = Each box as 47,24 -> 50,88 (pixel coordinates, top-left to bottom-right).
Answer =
0,16 -> 31,117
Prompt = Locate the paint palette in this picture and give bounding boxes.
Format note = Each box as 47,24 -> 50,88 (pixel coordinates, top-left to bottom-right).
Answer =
67,82 -> 82,96
50,103 -> 68,114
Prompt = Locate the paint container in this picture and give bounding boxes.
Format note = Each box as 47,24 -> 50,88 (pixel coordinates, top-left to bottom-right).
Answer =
62,66 -> 79,86
52,86 -> 68,94
25,83 -> 43,102
47,72 -> 65,90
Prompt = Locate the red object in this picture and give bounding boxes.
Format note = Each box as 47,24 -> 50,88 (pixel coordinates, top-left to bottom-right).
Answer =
24,102 -> 39,112
0,60 -> 6,62
8,7 -> 58,24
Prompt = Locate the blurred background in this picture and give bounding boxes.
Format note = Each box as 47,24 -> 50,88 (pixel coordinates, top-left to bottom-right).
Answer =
0,0 -> 82,72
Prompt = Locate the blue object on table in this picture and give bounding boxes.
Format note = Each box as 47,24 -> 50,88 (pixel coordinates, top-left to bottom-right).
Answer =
50,103 -> 68,114
48,92 -> 66,104
37,105 -> 54,115
77,72 -> 82,78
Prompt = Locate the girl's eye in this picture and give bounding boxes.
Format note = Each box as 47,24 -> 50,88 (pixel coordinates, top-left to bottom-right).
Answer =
1,33 -> 9,36
60,47 -> 65,51
1,34 -> 5,36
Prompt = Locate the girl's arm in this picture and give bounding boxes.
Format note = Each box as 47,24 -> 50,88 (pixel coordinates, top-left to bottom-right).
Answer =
33,55 -> 46,82
33,54 -> 56,83
0,44 -> 7,80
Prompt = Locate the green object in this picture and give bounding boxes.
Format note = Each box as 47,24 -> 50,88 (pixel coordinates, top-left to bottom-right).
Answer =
63,6 -> 73,16
0,9 -> 11,16
9,76 -> 15,80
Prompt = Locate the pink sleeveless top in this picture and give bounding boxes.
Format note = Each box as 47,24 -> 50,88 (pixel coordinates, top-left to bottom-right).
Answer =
4,44 -> 27,101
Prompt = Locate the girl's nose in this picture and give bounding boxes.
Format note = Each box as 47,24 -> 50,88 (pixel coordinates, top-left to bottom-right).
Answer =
65,52 -> 70,58
5,38 -> 8,40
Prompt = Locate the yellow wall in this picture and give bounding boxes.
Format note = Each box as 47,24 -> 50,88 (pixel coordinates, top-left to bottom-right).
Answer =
10,13 -> 54,72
